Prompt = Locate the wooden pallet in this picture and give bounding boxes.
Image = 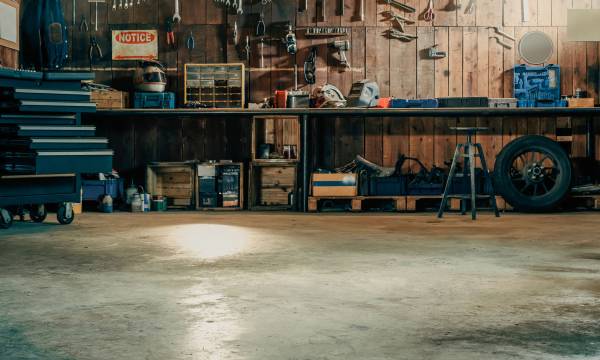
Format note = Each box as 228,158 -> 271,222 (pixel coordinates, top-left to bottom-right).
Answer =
567,195 -> 600,210
448,196 -> 512,211
308,196 -> 406,212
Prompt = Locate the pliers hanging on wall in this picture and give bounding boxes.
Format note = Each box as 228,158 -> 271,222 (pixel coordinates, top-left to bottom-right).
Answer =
79,15 -> 89,32
256,11 -> 266,37
166,18 -> 176,49
186,31 -> 195,51
88,35 -> 103,70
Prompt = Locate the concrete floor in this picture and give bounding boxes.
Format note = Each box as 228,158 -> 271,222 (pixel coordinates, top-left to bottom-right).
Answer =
1,212 -> 600,360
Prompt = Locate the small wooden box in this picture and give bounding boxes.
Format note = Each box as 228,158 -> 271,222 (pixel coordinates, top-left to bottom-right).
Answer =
568,98 -> 595,108
91,90 -> 129,109
146,162 -> 196,209
312,173 -> 358,197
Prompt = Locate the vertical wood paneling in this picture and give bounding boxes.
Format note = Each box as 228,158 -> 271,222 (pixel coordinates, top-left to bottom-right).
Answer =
382,118 -> 409,167
449,27 -> 463,97
434,27 -> 450,98
390,26 -> 417,98
463,27 -> 478,96
417,27 -> 435,98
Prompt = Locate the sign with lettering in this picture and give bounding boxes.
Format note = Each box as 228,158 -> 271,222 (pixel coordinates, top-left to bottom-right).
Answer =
112,30 -> 158,61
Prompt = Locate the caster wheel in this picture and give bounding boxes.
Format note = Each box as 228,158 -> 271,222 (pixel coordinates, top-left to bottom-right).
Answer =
57,203 -> 74,225
30,204 -> 47,223
0,208 -> 13,229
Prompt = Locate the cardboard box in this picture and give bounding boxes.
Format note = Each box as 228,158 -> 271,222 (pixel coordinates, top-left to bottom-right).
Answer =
312,173 -> 358,197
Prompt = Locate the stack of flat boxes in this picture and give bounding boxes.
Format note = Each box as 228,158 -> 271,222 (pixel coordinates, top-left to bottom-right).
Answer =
0,67 -> 113,208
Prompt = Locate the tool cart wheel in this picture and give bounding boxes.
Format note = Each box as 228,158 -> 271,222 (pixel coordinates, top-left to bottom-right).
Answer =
29,204 -> 47,223
56,203 -> 75,225
493,135 -> 572,212
0,208 -> 13,229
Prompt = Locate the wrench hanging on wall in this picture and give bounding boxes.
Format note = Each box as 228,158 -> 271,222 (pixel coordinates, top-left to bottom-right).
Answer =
173,0 -> 181,23
522,0 -> 529,22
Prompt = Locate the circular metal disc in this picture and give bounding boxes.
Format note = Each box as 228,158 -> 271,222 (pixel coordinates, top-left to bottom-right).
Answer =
519,31 -> 554,64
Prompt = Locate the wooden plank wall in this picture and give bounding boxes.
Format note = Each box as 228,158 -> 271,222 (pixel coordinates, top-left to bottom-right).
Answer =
52,0 -> 600,102
21,0 -> 600,180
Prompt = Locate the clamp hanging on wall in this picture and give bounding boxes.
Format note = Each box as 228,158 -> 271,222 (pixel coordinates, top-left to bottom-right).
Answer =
304,47 -> 317,84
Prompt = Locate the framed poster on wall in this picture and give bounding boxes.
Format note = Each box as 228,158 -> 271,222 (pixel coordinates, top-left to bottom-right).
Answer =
0,0 -> 19,51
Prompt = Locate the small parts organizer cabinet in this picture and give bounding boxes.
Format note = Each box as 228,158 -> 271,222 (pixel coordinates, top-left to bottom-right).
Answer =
184,64 -> 245,109
249,116 -> 300,210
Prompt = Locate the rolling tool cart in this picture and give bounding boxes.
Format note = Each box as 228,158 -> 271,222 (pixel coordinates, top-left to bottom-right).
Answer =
0,67 -> 113,229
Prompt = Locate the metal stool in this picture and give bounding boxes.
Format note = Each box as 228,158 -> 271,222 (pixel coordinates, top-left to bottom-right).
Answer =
438,127 -> 500,220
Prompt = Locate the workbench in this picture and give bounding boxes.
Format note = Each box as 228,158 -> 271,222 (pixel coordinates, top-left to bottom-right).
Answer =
85,108 -> 600,212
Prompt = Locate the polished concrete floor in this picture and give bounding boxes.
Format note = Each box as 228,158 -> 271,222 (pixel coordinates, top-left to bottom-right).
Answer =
1,212 -> 600,359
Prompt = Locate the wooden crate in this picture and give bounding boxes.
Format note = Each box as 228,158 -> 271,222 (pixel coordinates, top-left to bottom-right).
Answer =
567,98 -> 595,108
251,116 -> 300,163
146,162 -> 196,209
249,162 -> 297,210
91,90 -> 129,109
196,162 -> 244,211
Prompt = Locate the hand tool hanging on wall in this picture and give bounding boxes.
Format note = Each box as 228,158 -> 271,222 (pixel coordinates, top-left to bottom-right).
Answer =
522,0 -> 529,22
259,38 -> 265,68
233,21 -> 239,46
339,0 -> 344,16
283,24 -> 297,55
427,45 -> 446,58
330,40 -> 350,68
244,35 -> 250,60
304,47 -> 317,84
388,28 -> 417,41
359,0 -> 365,21
465,0 -> 475,14
385,0 -> 416,13
299,0 -> 308,12
423,0 -> 434,22
173,0 -> 181,23
383,10 -> 413,32
257,11 -> 266,37
112,0 -> 116,10
79,15 -> 89,32
88,35 -> 103,70
187,31 -> 195,51
321,0 -> 327,21
73,0 -> 76,25
165,18 -> 176,49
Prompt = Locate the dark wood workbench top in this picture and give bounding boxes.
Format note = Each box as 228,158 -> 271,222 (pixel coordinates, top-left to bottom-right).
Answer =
88,107 -> 600,118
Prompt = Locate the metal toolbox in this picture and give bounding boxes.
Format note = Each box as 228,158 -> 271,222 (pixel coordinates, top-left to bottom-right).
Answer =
389,99 -> 439,108
4,88 -> 91,102
0,125 -> 97,137
133,92 -> 175,109
18,100 -> 96,113
513,64 -> 566,107
0,114 -> 79,125
0,174 -> 81,206
488,98 -> 518,108
0,137 -> 109,150
0,150 -> 114,175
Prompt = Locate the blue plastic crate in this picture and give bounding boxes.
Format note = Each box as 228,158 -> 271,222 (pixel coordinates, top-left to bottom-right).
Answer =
82,178 -> 123,201
514,64 -> 562,107
389,98 -> 439,108
133,92 -> 175,109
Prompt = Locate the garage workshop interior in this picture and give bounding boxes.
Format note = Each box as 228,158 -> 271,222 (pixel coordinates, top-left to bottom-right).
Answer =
3,0 -> 600,358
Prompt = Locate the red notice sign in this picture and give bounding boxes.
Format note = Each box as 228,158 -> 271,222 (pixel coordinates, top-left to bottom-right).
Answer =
112,30 -> 158,61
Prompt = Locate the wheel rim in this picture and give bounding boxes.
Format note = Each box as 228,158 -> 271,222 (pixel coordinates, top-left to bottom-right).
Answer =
508,149 -> 560,198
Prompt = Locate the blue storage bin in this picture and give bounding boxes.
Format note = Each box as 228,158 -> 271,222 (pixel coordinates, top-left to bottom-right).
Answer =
133,92 -> 175,109
82,178 -> 123,201
513,64 -> 565,107
389,98 -> 439,108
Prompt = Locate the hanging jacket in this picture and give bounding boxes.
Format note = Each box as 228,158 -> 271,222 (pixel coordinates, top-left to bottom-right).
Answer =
21,0 -> 69,70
